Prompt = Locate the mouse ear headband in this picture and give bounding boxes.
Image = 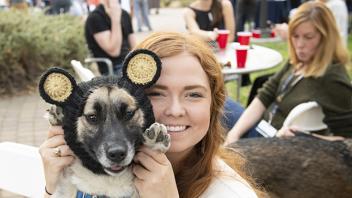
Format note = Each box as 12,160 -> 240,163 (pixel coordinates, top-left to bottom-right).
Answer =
38,49 -> 161,105
122,49 -> 162,88
38,67 -> 78,106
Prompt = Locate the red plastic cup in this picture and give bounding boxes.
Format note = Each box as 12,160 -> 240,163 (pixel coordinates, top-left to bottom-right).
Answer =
237,32 -> 252,45
270,30 -> 276,38
252,29 -> 261,38
235,45 -> 249,68
216,30 -> 230,49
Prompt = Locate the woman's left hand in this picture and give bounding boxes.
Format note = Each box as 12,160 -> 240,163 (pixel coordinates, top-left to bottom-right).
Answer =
276,126 -> 346,141
276,126 -> 298,138
133,146 -> 179,198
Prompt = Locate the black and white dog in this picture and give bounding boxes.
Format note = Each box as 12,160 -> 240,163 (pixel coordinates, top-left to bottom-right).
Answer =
38,50 -> 170,197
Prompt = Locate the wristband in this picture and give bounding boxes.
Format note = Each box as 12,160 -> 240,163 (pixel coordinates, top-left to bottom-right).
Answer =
45,186 -> 53,195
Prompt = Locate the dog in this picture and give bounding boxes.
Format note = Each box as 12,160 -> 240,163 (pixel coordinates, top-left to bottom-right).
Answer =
229,135 -> 352,198
38,49 -> 170,197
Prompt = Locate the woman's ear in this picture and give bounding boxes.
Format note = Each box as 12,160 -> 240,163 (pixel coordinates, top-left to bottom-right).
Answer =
122,49 -> 162,89
38,67 -> 78,107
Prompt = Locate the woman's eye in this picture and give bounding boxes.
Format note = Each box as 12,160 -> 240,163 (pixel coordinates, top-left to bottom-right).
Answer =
187,92 -> 203,98
85,114 -> 98,124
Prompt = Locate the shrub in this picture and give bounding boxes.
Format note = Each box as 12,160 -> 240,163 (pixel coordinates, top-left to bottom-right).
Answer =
0,10 -> 88,96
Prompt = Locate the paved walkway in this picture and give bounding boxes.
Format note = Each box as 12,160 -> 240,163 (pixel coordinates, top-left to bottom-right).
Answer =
0,7 -> 185,197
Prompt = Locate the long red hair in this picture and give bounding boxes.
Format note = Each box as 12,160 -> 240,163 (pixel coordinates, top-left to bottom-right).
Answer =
134,32 -> 264,197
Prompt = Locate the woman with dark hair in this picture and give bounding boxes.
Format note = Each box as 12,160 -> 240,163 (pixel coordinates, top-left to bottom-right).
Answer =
184,0 -> 235,42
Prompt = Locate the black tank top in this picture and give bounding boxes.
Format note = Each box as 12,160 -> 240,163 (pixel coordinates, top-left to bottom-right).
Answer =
189,7 -> 225,31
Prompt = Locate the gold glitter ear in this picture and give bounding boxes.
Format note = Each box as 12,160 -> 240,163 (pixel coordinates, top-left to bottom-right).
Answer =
127,53 -> 157,85
122,49 -> 161,88
43,73 -> 73,102
39,67 -> 77,106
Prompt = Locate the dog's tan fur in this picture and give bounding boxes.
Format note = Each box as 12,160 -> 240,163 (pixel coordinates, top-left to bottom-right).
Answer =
48,86 -> 170,198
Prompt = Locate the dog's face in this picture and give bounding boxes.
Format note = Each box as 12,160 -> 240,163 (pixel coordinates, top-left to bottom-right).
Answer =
39,49 -> 162,175
76,86 -> 145,175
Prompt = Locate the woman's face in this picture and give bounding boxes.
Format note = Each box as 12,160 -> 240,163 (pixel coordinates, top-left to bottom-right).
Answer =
145,52 -> 212,155
291,21 -> 321,64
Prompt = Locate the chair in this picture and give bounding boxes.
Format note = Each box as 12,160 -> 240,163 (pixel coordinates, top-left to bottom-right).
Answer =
84,57 -> 114,76
71,60 -> 95,82
0,142 -> 45,197
70,57 -> 113,82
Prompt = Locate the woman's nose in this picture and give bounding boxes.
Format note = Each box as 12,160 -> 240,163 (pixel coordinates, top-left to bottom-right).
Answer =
296,38 -> 305,48
165,97 -> 186,117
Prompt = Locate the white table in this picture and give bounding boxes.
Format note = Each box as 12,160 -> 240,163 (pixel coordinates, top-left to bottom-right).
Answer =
216,43 -> 283,101
0,142 -> 45,197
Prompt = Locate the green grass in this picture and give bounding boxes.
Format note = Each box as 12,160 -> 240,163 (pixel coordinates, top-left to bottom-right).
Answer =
226,35 -> 352,105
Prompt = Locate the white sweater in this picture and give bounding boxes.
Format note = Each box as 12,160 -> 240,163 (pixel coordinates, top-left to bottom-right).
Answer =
200,158 -> 258,198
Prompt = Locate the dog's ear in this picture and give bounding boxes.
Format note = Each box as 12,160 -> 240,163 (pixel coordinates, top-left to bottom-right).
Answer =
122,49 -> 162,88
38,67 -> 78,107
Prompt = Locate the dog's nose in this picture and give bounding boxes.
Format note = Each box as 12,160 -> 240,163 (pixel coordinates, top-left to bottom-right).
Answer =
106,145 -> 127,162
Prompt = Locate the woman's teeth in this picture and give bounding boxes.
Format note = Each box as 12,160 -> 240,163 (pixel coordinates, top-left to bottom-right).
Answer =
166,125 -> 187,132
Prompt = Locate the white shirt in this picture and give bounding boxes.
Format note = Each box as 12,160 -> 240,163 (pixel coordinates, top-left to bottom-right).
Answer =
325,0 -> 348,45
200,158 -> 258,198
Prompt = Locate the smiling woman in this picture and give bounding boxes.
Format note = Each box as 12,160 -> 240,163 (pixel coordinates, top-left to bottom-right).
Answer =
145,52 -> 212,154
133,32 -> 262,198
38,32 -> 263,198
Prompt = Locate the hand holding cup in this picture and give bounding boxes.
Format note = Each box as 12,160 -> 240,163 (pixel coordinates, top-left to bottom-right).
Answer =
216,29 -> 230,50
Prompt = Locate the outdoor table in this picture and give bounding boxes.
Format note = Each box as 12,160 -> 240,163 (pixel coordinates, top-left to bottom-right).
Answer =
216,43 -> 283,101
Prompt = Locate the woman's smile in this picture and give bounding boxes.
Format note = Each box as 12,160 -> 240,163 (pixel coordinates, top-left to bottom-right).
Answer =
165,125 -> 189,133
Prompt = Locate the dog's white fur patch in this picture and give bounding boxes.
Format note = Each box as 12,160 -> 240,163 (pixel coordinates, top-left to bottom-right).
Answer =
52,160 -> 137,198
49,86 -> 170,198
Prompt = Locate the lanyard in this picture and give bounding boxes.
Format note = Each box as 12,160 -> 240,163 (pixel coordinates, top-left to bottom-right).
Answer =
268,72 -> 304,124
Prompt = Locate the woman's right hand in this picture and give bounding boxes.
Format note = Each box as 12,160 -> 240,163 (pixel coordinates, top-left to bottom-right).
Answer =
38,126 -> 75,195
209,28 -> 219,41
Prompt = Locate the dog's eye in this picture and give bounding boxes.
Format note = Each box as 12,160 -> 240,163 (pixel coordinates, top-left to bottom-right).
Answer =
85,114 -> 98,124
125,110 -> 135,120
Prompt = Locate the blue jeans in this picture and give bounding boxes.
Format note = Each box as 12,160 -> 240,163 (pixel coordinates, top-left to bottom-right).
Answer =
222,97 -> 261,138
134,0 -> 152,31
99,62 -> 123,76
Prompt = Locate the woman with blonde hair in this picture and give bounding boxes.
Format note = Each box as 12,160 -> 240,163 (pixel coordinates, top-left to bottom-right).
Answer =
225,1 -> 352,144
40,32 -> 262,197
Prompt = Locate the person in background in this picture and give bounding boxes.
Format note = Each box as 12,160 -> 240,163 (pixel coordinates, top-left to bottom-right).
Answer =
39,32 -> 263,197
85,0 -> 136,75
69,0 -> 88,17
184,0 -> 235,42
134,0 -> 152,32
275,0 -> 348,45
235,0 -> 256,32
225,1 -> 352,145
45,0 -> 72,14
183,0 -> 248,133
318,0 -> 348,45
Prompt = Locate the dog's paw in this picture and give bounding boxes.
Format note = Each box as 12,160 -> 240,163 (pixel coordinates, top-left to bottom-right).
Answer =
45,105 -> 64,126
143,123 -> 170,153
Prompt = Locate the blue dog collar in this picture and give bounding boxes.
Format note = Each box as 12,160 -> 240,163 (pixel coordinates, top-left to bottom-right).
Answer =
76,191 -> 131,198
76,191 -> 109,198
